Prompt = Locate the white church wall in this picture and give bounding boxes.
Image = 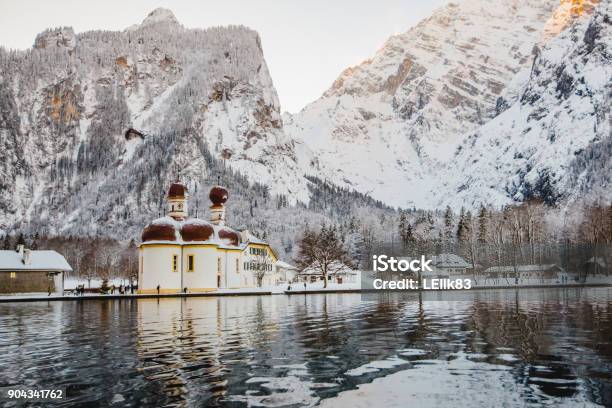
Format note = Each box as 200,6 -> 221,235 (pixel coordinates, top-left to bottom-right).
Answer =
140,245 -> 182,293
183,245 -> 218,290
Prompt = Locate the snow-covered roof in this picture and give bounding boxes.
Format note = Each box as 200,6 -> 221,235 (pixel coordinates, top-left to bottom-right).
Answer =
0,250 -> 72,272
300,261 -> 355,276
484,264 -> 564,274
246,235 -> 266,244
399,254 -> 471,268
140,216 -> 246,248
276,260 -> 297,270
586,257 -> 607,268
431,254 -> 471,268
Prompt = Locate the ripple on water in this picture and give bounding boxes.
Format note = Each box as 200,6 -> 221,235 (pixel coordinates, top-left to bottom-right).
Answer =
0,289 -> 610,407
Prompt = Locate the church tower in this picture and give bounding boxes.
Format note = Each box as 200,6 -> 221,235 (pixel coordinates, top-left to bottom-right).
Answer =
168,180 -> 188,220
209,186 -> 228,226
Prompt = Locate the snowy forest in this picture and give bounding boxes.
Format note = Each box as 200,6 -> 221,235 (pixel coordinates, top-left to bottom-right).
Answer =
2,196 -> 610,283
0,6 -> 610,283
371,201 -> 612,279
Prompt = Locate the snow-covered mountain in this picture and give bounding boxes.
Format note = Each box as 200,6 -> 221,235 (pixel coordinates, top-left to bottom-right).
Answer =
436,0 -> 611,208
287,0 -> 610,209
0,8 -> 309,235
0,1 -> 609,243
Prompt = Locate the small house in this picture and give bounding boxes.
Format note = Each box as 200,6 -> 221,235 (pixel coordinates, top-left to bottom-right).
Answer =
398,253 -> 471,278
0,245 -> 72,294
298,261 -> 359,284
275,260 -> 298,283
429,254 -> 471,277
483,264 -> 565,280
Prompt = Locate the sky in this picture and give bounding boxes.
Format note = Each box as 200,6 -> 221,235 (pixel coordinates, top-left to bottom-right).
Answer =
0,0 -> 448,113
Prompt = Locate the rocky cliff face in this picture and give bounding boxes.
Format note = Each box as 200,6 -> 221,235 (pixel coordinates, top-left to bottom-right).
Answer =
0,8 -> 309,237
287,0 -> 610,209
436,1 -> 611,208
0,2 -> 609,242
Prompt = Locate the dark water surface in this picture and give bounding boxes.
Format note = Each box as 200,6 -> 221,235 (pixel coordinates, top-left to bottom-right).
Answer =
0,288 -> 611,407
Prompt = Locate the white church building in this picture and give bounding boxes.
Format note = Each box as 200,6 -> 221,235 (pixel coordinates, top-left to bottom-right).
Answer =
138,180 -> 278,294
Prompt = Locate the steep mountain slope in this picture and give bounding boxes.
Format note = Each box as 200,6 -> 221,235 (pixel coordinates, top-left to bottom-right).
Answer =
0,8 -> 309,234
436,1 -> 611,208
0,1 -> 609,251
287,0 -> 607,209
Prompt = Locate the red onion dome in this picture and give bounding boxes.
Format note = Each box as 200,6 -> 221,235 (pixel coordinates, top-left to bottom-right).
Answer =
218,227 -> 241,246
180,220 -> 214,242
142,222 -> 177,242
209,186 -> 228,206
168,182 -> 188,199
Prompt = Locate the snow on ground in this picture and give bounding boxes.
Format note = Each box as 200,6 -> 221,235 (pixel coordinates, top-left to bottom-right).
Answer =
65,277 -> 132,290
471,275 -> 612,287
0,280 -> 361,300
284,281 -> 361,292
64,277 -> 361,292
2,277 -> 609,300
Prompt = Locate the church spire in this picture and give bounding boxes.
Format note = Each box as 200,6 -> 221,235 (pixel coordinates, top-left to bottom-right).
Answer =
209,185 -> 228,226
167,178 -> 188,220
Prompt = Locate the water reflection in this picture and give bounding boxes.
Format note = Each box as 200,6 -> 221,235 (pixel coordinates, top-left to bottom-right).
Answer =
0,288 -> 610,407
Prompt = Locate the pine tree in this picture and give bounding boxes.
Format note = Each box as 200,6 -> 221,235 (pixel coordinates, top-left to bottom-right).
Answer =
478,205 -> 488,244
16,233 -> 26,248
443,206 -> 453,251
30,233 -> 40,250
2,234 -> 11,250
99,278 -> 110,294
398,212 -> 408,247
456,207 -> 466,242
465,211 -> 473,236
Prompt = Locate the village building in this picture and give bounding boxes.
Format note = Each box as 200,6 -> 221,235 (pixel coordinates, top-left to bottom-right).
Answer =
397,253 -> 471,279
482,264 -> 566,281
298,261 -> 360,284
138,180 -> 279,293
0,245 -> 71,294
275,260 -> 298,284
585,257 -> 609,276
428,254 -> 471,277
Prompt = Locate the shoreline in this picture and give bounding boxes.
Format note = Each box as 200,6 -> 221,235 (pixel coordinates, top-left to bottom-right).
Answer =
0,283 -> 611,303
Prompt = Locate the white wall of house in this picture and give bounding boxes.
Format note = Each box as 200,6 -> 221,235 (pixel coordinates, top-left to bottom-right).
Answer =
242,245 -> 276,287
222,250 -> 245,288
276,267 -> 296,283
53,272 -> 64,294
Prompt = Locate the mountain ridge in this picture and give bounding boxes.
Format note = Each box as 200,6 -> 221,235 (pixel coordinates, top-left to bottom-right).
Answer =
287,0 -> 610,209
0,1 -> 610,248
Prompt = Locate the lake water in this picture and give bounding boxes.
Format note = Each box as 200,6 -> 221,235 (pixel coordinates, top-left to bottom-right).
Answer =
0,288 -> 611,407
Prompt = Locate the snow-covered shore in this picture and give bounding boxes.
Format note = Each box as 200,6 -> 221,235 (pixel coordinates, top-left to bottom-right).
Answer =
1,277 -> 610,302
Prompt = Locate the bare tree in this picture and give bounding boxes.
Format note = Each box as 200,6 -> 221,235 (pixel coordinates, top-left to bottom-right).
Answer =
249,251 -> 273,287
294,225 -> 353,288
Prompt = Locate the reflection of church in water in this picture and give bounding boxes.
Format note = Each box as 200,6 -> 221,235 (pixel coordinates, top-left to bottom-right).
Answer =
138,179 -> 278,293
